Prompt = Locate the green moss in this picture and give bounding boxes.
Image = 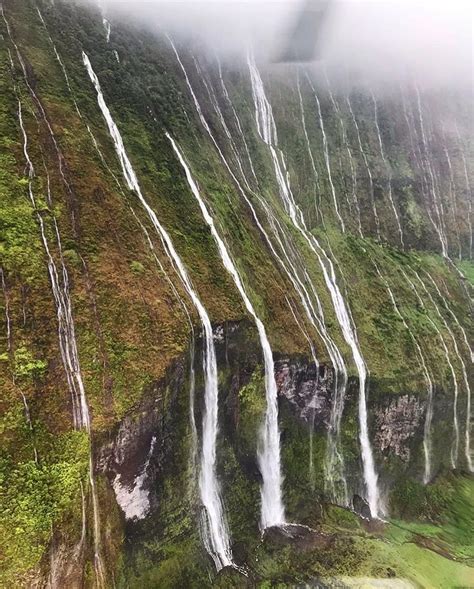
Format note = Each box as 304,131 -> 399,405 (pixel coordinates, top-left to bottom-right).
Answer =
457,259 -> 474,285
0,430 -> 89,585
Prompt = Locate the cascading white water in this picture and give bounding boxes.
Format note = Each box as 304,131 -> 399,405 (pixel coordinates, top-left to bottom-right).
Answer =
424,274 -> 473,364
15,97 -> 106,586
191,55 -> 252,193
454,123 -> 473,260
406,269 -> 462,469
216,54 -> 258,187
346,93 -> 381,239
167,133 -> 285,527
2,8 -> 109,581
17,91 -> 90,432
83,52 -> 233,569
293,73 -> 352,502
169,39 -> 294,524
171,39 -> 353,507
371,92 -> 404,248
323,72 -> 363,237
248,60 -> 381,518
103,18 -> 111,43
301,72 -> 345,232
296,71 -> 323,226
421,271 -> 472,472
414,86 -> 449,257
442,141 -> 462,260
375,264 -> 434,483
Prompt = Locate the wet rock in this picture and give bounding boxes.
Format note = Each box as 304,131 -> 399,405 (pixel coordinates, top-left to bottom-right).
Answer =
352,494 -> 371,520
374,395 -> 424,461
275,358 -> 333,427
214,565 -> 252,588
97,358 -> 186,521
263,523 -> 334,551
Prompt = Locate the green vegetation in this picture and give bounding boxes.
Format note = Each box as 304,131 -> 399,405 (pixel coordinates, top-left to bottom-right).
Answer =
0,0 -> 472,585
0,430 -> 89,586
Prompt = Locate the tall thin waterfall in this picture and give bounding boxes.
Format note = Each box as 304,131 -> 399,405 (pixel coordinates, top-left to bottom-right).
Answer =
216,54 -> 258,187
346,93 -> 381,239
247,59 -> 381,518
406,269 -> 462,469
375,264 -> 434,483
414,86 -> 449,257
83,52 -> 233,569
16,98 -> 106,585
167,133 -> 285,528
454,123 -> 473,260
301,72 -> 345,232
2,7 -> 108,581
441,139 -> 462,260
323,72 -> 363,237
371,92 -> 404,248
419,271 -> 472,472
169,39 -> 290,525
296,71 -> 324,226
295,73 -> 349,503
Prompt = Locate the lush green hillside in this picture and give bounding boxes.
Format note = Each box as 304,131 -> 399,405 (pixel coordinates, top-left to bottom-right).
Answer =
0,0 -> 472,587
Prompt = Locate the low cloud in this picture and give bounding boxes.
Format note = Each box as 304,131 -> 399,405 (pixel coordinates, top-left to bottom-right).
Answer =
92,0 -> 472,89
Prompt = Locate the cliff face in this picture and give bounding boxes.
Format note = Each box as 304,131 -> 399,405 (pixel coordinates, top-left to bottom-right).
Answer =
0,1 -> 472,587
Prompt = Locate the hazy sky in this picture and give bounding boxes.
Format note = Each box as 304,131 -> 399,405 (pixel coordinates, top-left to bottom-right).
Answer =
93,0 -> 473,89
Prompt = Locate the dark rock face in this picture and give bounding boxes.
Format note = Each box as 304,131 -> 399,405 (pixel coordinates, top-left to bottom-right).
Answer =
264,523 -> 334,551
96,320 -> 260,524
97,356 -> 186,521
275,358 -> 333,428
352,494 -> 371,520
374,395 -> 425,462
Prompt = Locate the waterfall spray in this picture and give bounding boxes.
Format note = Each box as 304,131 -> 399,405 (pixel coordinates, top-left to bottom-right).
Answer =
167,133 -> 285,528
248,60 -> 381,518
83,52 -> 233,569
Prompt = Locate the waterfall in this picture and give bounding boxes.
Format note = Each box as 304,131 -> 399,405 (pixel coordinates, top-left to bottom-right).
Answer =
174,41 -> 360,509
167,133 -> 285,528
421,271 -> 472,472
442,141 -> 462,260
424,274 -> 473,364
15,97 -> 106,587
376,265 -> 434,483
103,18 -> 111,42
454,123 -> 473,260
406,269 -> 462,469
414,86 -> 449,257
247,59 -> 381,518
371,92 -> 404,248
346,93 -> 381,240
83,52 -> 233,569
301,72 -> 345,232
2,7 -> 109,581
296,71 -> 324,227
216,54 -> 259,187
323,71 -> 363,237
169,39 -> 294,523
191,54 -> 252,193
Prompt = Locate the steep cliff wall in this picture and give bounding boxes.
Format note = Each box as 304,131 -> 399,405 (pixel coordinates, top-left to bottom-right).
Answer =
0,0 -> 472,586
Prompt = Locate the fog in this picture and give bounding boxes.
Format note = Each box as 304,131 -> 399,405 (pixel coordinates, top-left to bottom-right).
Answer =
92,0 -> 472,89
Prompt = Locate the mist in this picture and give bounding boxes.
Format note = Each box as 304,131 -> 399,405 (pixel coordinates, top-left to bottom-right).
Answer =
91,0 -> 472,90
